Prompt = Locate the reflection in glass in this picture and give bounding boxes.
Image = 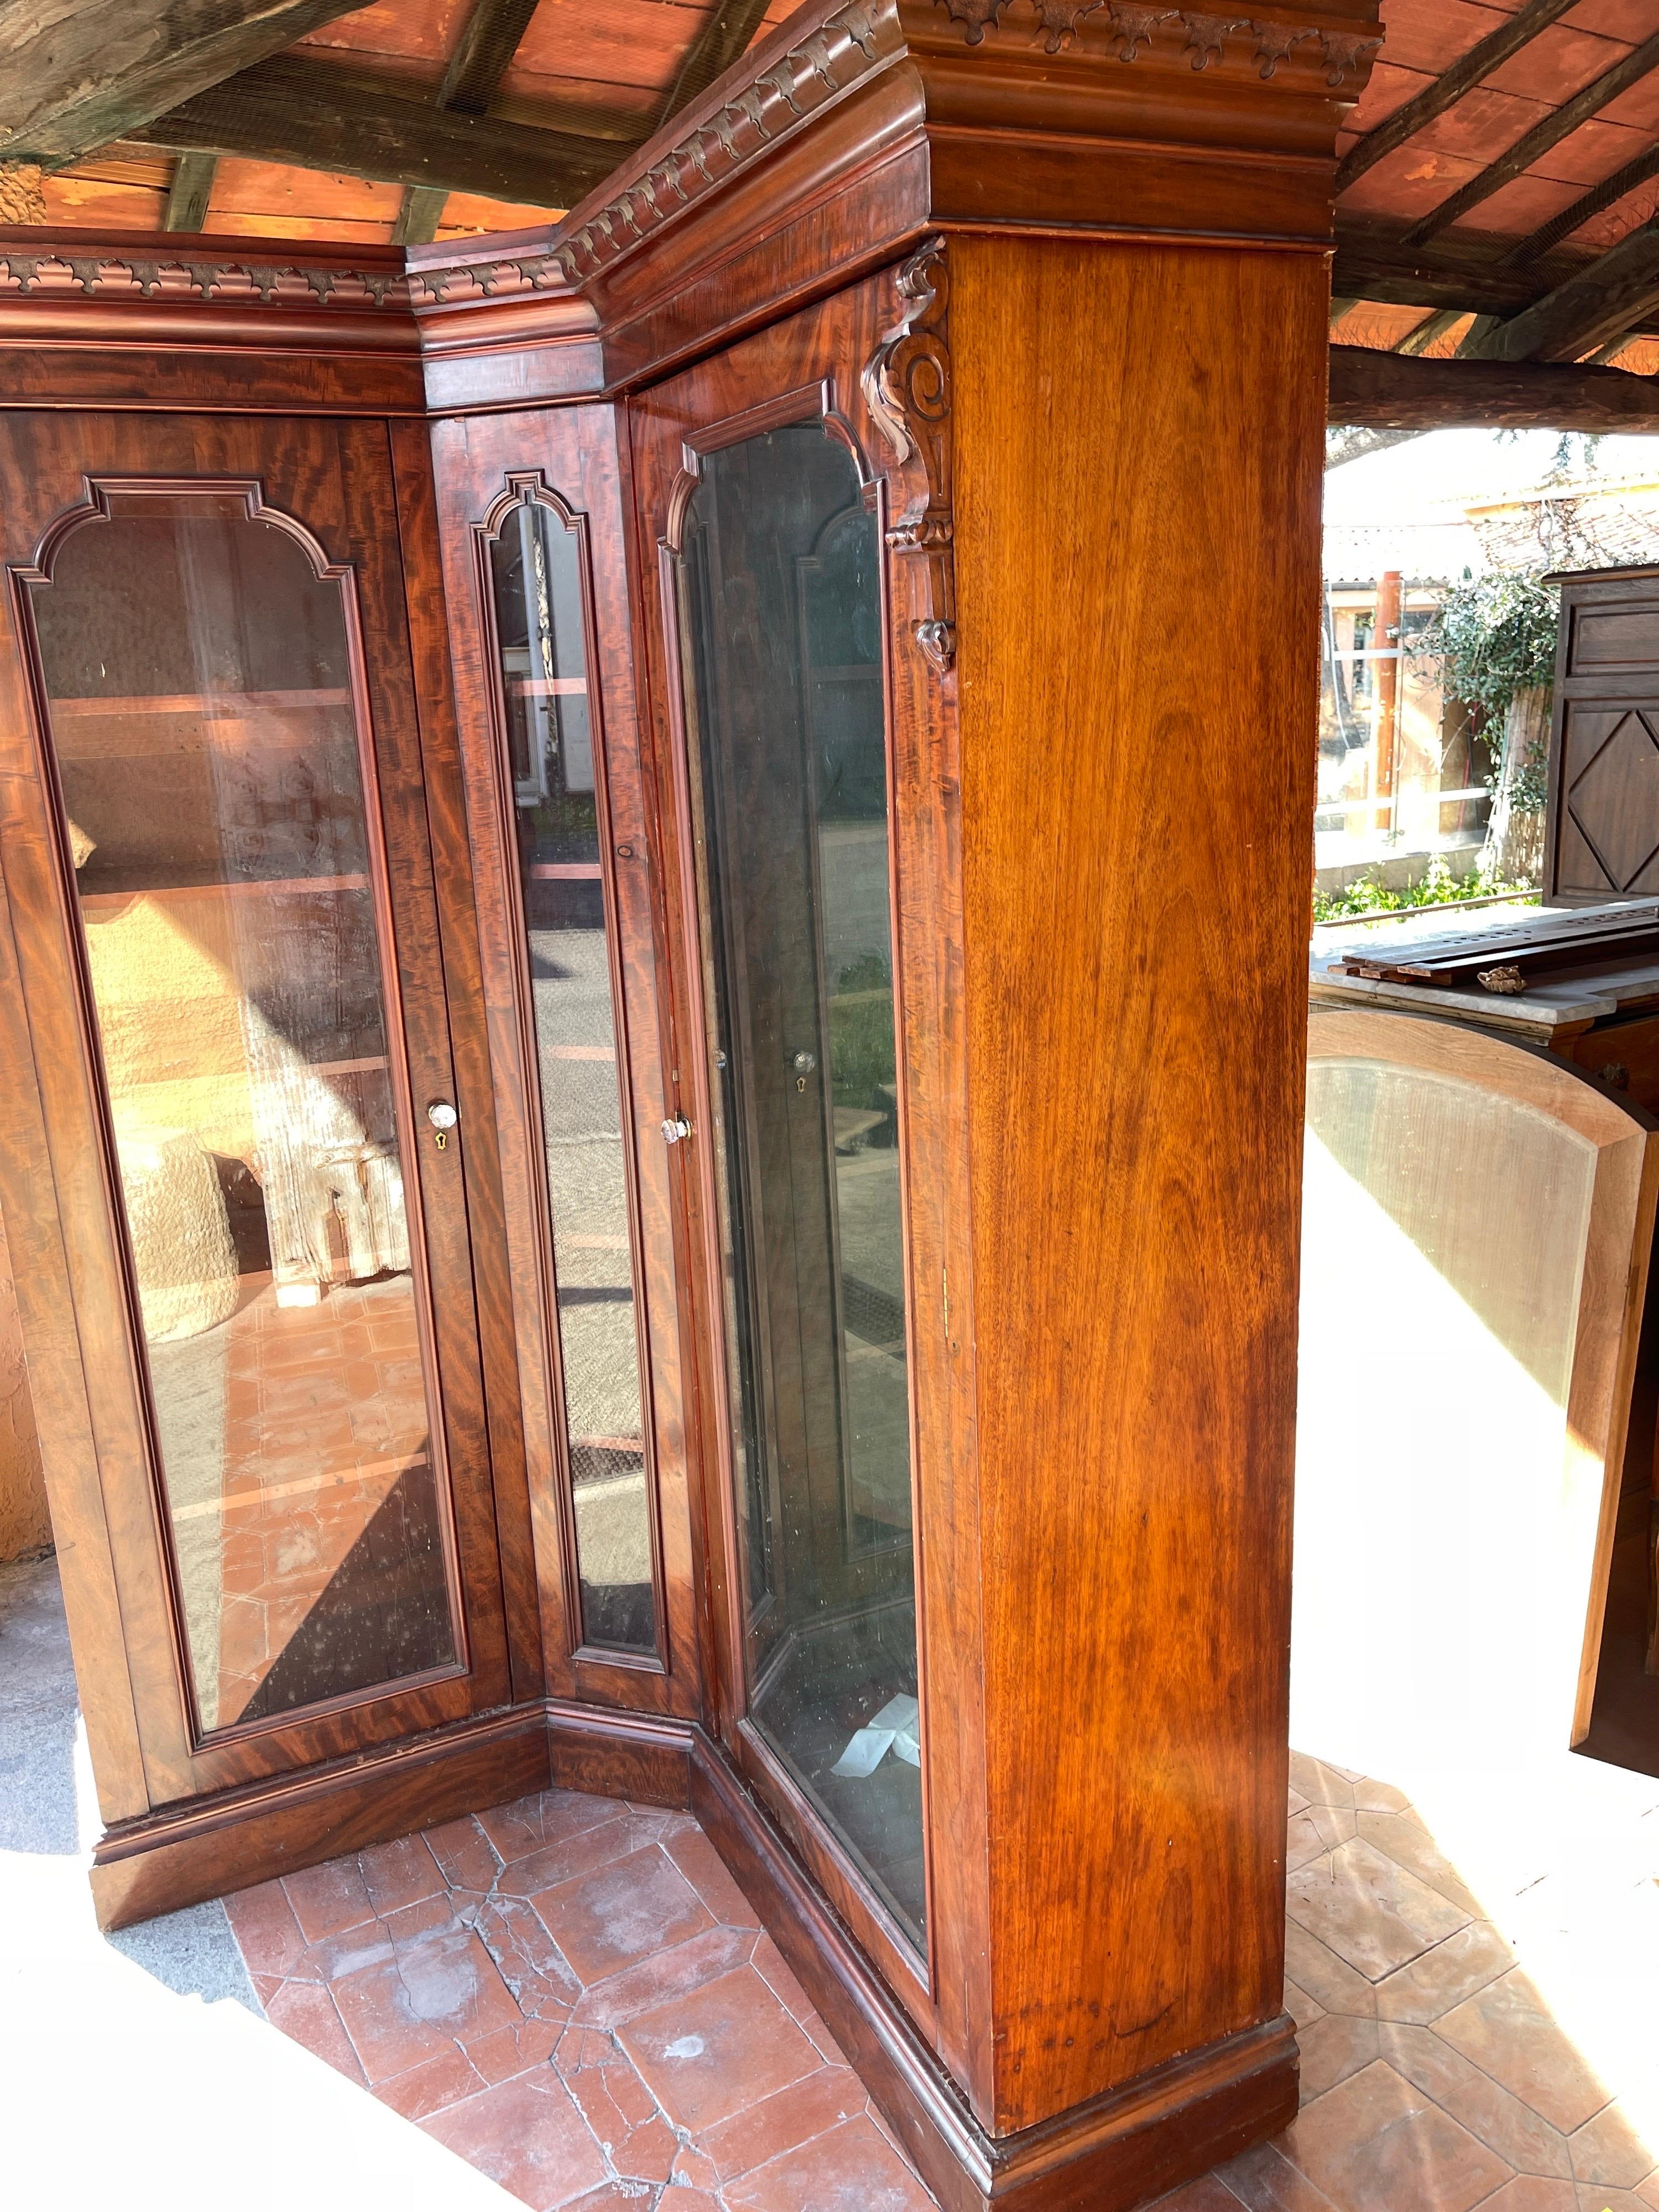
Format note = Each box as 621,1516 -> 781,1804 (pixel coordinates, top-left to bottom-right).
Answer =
25,490 -> 455,1732
488,495 -> 655,1652
1295,1051 -> 1597,1772
677,425 -> 923,1949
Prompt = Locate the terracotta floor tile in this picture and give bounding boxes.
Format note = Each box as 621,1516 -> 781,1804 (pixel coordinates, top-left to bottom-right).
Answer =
222,1877 -> 307,1976
468,1892 -> 582,2021
798,2010 -> 844,2064
375,2042 -> 489,2121
700,2061 -> 868,2183
333,1925 -> 522,2083
358,1831 -> 445,1916
1218,2138 -> 1340,2209
1350,1781 -> 1415,1818
556,2025 -> 678,2184
1376,2021 -> 1572,2179
1288,1755 -> 1358,1812
477,1788 -> 629,1868
421,2069 -> 610,2211
1569,2100 -> 1658,2192
281,1854 -> 377,1943
1288,1809 -> 1353,1873
1297,2015 -> 1379,2103
1437,1971 -> 1613,2136
1475,2184 -> 1577,2210
1154,2179 -> 1246,2210
1373,1923 -> 1516,2026
621,1963 -> 821,2132
1283,1924 -> 1379,2020
666,1823 -> 764,1930
423,1813 -> 505,1893
724,2112 -> 940,2210
568,1922 -> 755,2031
1278,2059 -> 1512,2212
500,1812 -> 676,1903
467,2015 -> 564,2086
1284,1977 -> 1327,2032
263,1979 -> 366,2084
672,2143 -> 724,2192
1354,1813 -> 1484,1918
286,1919 -> 398,1986
531,1844 -> 713,1986
1286,1840 -> 1471,1983
750,1931 -> 815,2023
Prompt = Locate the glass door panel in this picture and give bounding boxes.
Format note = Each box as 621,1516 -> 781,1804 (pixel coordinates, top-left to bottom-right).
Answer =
23,489 -> 460,1735
484,492 -> 656,1654
676,422 -> 924,1952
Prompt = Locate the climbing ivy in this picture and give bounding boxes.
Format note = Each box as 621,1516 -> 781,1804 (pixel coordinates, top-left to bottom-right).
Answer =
1417,571 -> 1559,723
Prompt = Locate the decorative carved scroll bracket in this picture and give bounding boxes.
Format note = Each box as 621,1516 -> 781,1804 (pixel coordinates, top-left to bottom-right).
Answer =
862,237 -> 955,676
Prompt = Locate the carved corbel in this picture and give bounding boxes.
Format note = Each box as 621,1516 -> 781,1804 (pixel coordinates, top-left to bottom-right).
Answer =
862,237 -> 955,675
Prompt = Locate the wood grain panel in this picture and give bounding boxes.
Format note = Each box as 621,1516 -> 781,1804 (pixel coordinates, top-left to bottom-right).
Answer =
952,234 -> 1328,2128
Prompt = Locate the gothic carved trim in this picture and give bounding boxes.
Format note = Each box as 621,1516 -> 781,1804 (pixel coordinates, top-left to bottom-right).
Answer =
862,237 -> 955,676
941,0 -> 1380,86
554,1 -> 891,286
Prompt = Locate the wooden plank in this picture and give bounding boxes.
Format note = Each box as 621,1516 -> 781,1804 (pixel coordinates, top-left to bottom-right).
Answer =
656,0 -> 776,126
1335,0 -> 1581,195
0,0 -> 365,169
128,54 -> 627,207
1327,344 -> 1659,429
162,152 -> 216,232
1474,215 -> 1659,364
1404,32 -> 1659,249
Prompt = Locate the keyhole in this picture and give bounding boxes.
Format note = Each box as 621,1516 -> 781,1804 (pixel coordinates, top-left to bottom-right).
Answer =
434,1129 -> 448,1150
796,1074 -> 807,1094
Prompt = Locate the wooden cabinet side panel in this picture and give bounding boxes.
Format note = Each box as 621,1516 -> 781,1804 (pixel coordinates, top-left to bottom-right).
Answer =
952,235 -> 1325,2128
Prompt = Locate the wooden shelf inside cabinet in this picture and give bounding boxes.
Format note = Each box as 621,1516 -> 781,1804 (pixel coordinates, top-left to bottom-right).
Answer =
79,874 -> 371,912
50,690 -> 353,717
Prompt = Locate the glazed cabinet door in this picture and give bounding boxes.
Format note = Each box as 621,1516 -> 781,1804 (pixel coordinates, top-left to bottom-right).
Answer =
0,410 -> 526,1812
629,265 -> 966,2031
427,405 -> 697,1718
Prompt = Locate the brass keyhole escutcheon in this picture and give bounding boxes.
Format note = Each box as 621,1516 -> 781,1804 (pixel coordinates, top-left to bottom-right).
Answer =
434,1130 -> 447,1150
796,1074 -> 807,1094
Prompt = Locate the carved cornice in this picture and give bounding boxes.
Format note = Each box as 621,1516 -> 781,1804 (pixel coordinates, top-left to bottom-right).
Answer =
403,255 -> 567,309
940,1 -> 1379,79
863,238 -> 956,674
554,0 -> 894,287
0,248 -> 411,305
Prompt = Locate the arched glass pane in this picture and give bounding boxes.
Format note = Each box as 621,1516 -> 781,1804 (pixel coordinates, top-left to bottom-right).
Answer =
24,488 -> 457,1733
677,424 -> 923,1952
488,498 -> 655,1653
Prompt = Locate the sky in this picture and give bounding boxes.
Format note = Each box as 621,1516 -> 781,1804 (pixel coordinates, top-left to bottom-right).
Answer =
1323,428 -> 1659,527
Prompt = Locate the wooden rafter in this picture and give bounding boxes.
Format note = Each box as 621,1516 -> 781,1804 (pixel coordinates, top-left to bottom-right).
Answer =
392,0 -> 544,248
1468,213 -> 1659,364
1334,0 -> 1579,196
128,54 -> 625,209
1395,309 -> 1465,356
1328,346 -> 1659,431
1404,32 -> 1659,248
164,151 -> 217,232
1504,143 -> 1659,268
656,0 -> 776,127
0,0 -> 365,169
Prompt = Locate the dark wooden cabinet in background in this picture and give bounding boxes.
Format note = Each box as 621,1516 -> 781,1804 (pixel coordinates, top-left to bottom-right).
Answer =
0,4 -> 1381,2206
1545,561 -> 1659,905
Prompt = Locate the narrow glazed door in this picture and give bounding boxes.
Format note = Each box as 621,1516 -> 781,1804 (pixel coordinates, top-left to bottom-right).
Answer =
666,410 -> 925,1960
0,413 -> 517,1792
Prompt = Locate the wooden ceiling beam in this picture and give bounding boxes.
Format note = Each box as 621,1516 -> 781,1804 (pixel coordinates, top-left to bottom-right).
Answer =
1504,142 -> 1659,268
656,0 -> 776,127
1329,344 -> 1659,430
0,0 -> 366,169
392,0 -> 544,248
1335,0 -> 1580,196
128,54 -> 629,209
1333,222 -> 1562,317
1469,214 -> 1659,362
164,151 -> 217,231
1404,32 -> 1659,248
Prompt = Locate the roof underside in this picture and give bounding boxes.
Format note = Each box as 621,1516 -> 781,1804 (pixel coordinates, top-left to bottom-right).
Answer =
1,0 -> 1658,378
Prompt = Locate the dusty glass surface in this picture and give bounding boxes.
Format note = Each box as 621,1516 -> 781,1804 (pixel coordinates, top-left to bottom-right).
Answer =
489,498 -> 654,1651
677,423 -> 923,1949
27,491 -> 456,1731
